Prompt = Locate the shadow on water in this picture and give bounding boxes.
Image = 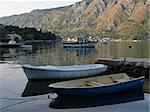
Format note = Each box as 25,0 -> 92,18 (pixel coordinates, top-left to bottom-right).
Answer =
22,80 -> 58,97
22,78 -> 86,97
49,88 -> 144,109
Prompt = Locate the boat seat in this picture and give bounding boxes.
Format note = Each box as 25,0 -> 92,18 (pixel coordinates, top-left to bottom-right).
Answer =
86,81 -> 104,87
110,73 -> 130,83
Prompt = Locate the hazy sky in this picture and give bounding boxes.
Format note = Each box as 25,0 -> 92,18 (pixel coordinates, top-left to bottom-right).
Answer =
0,0 -> 81,18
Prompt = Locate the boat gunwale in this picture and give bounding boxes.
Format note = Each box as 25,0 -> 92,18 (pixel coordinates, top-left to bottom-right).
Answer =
49,76 -> 145,89
22,64 -> 107,72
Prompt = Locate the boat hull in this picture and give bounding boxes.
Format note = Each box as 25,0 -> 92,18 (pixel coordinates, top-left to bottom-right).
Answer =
50,77 -> 144,96
50,89 -> 144,109
22,64 -> 107,80
62,43 -> 96,48
0,43 -> 22,48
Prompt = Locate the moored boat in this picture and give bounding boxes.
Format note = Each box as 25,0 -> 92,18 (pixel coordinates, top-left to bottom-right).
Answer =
22,64 -> 107,80
0,42 -> 23,48
49,89 -> 144,109
49,73 -> 144,96
62,35 -> 96,48
62,42 -> 96,48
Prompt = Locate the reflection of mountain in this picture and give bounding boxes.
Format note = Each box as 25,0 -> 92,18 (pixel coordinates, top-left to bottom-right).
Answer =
65,48 -> 96,57
49,88 -> 144,109
110,42 -> 148,58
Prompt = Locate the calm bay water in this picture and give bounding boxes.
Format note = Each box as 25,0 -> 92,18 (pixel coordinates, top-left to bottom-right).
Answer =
0,41 -> 149,112
0,41 -> 149,66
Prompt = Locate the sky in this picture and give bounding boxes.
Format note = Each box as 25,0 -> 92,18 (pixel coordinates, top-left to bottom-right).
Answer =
0,0 -> 82,18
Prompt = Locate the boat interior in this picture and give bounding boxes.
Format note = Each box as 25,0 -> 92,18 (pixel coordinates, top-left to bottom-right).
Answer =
50,73 -> 135,88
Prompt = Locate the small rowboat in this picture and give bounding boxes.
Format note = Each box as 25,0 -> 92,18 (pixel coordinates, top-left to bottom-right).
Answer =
49,89 -> 144,109
22,64 -> 107,80
49,73 -> 144,96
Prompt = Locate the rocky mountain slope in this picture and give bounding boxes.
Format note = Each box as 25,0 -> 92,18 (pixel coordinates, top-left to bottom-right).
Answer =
0,0 -> 149,39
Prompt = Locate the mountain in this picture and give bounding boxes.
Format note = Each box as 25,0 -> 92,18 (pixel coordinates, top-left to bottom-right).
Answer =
0,0 -> 149,39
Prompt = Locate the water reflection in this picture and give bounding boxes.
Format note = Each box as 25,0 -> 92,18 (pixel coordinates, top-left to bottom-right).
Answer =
64,48 -> 97,57
109,41 -> 149,58
49,88 -> 144,109
0,41 -> 149,65
22,80 -> 57,97
0,47 -> 36,60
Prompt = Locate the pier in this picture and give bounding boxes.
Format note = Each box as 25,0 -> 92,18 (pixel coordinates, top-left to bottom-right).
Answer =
95,57 -> 149,93
95,57 -> 149,78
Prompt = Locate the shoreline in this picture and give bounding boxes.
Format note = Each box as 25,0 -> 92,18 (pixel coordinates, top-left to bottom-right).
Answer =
98,57 -> 150,64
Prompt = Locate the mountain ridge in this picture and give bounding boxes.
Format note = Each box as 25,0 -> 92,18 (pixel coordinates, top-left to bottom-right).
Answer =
0,0 -> 149,39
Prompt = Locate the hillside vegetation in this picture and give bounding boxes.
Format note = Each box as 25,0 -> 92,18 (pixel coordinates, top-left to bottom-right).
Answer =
0,0 -> 149,39
0,24 -> 59,42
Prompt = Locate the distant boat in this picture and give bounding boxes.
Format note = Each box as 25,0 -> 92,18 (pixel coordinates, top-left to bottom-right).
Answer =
98,39 -> 109,44
62,42 -> 96,48
22,64 -> 107,80
62,36 -> 96,48
49,73 -> 144,96
0,42 -> 23,48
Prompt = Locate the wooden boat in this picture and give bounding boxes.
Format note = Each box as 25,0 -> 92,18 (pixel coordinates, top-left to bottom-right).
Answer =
50,89 -> 144,109
22,64 -> 107,80
49,73 -> 144,96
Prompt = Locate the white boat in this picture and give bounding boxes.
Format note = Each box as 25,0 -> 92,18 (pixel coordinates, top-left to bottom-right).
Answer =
62,36 -> 96,48
22,64 -> 107,80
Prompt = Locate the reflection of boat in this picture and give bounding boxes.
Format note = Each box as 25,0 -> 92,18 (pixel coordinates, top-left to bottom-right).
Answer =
49,88 -> 144,109
49,73 -> 144,96
22,64 -> 107,80
62,36 -> 96,48
0,33 -> 23,48
2,48 -> 18,58
65,48 -> 96,57
22,81 -> 55,97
